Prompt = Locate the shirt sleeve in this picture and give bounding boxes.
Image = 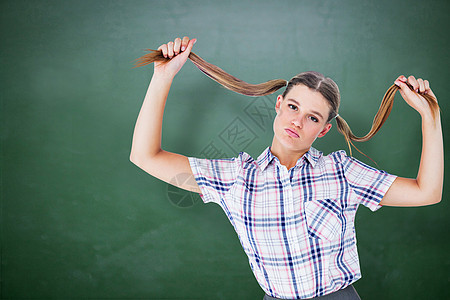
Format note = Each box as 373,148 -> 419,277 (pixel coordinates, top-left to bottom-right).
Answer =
188,156 -> 240,204
338,151 -> 397,211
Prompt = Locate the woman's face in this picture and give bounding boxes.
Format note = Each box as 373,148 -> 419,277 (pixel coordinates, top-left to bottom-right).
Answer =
272,84 -> 332,155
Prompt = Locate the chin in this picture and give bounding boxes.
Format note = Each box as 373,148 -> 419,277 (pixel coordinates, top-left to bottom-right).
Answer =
279,138 -> 309,153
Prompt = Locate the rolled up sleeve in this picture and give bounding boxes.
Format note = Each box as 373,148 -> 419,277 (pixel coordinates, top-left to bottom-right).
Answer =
339,152 -> 397,211
188,156 -> 240,204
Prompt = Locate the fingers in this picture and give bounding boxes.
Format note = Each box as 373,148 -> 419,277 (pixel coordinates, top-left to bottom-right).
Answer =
173,37 -> 182,55
394,78 -> 416,100
167,41 -> 174,58
394,75 -> 407,89
408,75 -> 420,92
158,36 -> 195,59
181,36 -> 189,51
157,44 -> 167,57
418,79 -> 425,93
423,80 -> 430,94
183,38 -> 196,54
394,75 -> 431,95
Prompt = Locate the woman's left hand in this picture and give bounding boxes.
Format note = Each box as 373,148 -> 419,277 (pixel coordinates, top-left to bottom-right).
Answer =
381,75 -> 443,207
394,75 -> 437,118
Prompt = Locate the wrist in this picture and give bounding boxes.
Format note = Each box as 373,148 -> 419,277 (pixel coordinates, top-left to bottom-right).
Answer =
420,109 -> 441,128
152,70 -> 176,82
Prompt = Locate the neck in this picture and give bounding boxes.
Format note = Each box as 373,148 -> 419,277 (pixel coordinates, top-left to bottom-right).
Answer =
270,138 -> 309,170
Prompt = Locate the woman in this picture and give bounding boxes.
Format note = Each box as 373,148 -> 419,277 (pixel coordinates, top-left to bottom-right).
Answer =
130,37 -> 443,299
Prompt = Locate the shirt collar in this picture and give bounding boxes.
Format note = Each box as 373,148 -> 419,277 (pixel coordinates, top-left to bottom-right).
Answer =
256,146 -> 322,171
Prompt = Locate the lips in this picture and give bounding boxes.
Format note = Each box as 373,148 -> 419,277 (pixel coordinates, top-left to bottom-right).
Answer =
285,128 -> 299,138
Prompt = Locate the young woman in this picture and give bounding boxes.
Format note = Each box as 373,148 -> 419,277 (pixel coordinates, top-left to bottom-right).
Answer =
130,37 -> 443,299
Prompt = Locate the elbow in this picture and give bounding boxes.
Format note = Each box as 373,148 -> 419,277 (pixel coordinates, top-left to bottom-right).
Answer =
415,179 -> 443,206
431,194 -> 442,205
129,152 -> 139,165
129,150 -> 161,174
129,146 -> 162,164
430,185 -> 443,205
129,151 -> 147,168
129,152 -> 150,168
422,190 -> 442,206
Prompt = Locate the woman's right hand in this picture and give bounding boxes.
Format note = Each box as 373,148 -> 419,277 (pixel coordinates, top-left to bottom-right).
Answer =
154,36 -> 197,78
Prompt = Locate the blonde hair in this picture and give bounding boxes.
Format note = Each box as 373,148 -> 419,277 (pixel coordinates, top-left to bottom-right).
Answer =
134,49 -> 440,156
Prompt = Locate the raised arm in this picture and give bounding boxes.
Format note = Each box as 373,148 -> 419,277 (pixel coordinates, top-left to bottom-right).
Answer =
130,37 -> 200,193
380,75 -> 443,207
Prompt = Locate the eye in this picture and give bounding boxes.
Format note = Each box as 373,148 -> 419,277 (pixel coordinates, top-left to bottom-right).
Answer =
288,104 -> 298,111
309,116 -> 319,123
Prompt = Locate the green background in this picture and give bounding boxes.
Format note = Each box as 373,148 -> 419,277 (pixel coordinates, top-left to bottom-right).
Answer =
1,0 -> 449,299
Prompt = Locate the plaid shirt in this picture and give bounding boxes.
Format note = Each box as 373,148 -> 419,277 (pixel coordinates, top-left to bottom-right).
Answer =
189,147 -> 396,299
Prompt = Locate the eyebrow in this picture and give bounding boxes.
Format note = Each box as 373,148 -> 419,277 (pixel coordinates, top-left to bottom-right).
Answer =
287,98 -> 325,120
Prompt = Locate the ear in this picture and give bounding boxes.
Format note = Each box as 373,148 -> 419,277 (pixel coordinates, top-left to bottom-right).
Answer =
318,123 -> 332,138
275,95 -> 283,113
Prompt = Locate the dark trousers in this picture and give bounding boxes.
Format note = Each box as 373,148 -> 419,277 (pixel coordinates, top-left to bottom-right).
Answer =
263,285 -> 361,300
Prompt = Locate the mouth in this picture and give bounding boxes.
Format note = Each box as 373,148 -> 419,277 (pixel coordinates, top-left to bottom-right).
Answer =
285,128 -> 299,138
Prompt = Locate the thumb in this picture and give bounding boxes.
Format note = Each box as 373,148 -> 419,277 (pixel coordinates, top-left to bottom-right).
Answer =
180,38 -> 196,58
395,80 -> 417,100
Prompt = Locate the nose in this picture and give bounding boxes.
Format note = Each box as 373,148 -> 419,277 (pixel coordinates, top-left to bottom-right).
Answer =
292,117 -> 303,128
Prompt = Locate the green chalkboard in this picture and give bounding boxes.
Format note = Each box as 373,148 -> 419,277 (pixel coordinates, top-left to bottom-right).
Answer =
1,0 -> 449,299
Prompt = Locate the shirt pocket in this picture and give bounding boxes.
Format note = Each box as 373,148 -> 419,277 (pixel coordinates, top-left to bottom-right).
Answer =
305,198 -> 342,242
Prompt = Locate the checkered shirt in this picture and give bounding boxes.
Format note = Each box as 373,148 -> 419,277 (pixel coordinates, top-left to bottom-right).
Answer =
189,147 -> 396,299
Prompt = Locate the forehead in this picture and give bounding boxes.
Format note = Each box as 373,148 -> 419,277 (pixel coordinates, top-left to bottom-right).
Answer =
284,84 -> 331,113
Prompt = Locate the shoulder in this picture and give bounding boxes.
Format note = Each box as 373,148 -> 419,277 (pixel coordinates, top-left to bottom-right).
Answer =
237,151 -> 261,171
321,150 -> 394,182
189,151 -> 257,172
314,149 -> 382,176
325,150 -> 348,162
320,150 -> 372,168
314,149 -> 348,167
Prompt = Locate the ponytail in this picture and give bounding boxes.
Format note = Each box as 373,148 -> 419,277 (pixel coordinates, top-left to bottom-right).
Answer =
134,49 -> 440,156
134,49 -> 288,96
335,84 -> 439,156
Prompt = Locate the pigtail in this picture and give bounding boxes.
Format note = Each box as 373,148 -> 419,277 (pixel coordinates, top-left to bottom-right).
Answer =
135,47 -> 440,160
336,83 -> 440,157
134,49 -> 288,96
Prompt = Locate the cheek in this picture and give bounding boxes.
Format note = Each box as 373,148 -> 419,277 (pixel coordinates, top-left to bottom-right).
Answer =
273,114 -> 286,136
273,116 -> 279,133
274,108 -> 288,123
313,124 -> 327,137
304,122 -> 322,136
